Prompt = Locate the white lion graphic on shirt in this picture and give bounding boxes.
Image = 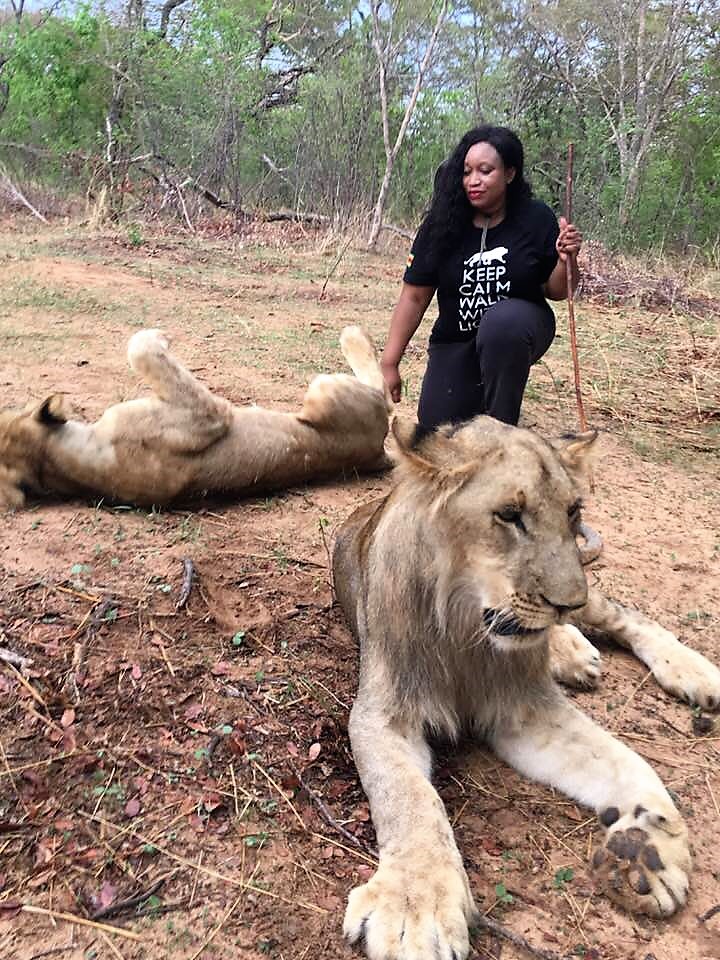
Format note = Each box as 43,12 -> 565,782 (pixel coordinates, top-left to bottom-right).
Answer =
464,246 -> 508,266
458,246 -> 511,332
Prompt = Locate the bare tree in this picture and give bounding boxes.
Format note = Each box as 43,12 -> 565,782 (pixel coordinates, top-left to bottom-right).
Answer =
528,0 -> 717,226
367,0 -> 449,250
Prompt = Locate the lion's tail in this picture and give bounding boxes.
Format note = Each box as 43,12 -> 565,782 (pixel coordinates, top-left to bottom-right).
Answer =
340,325 -> 392,412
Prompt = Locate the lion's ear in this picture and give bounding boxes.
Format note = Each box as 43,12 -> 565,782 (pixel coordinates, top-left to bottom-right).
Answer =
554,430 -> 598,481
33,395 -> 68,426
389,417 -> 477,496
388,417 -> 441,478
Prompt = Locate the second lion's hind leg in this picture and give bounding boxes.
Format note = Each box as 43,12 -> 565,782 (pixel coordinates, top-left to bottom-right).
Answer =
340,325 -> 392,409
127,329 -> 232,451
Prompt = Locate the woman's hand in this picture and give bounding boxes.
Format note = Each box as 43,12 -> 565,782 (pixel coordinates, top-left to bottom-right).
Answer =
556,216 -> 583,262
381,359 -> 403,404
382,283 -> 435,403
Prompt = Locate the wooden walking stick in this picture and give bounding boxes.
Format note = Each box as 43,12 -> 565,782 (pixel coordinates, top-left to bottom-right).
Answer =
564,144 -> 600,519
564,143 -> 588,432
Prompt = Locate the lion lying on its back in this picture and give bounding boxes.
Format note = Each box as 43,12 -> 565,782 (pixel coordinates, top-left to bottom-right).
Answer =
333,416 -> 720,960
0,326 -> 389,509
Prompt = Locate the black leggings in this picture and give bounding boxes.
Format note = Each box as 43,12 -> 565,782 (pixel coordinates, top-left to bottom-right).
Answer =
417,298 -> 555,429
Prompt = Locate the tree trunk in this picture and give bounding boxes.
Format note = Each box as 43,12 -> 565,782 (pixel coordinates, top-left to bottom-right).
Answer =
367,0 -> 449,250
367,158 -> 396,250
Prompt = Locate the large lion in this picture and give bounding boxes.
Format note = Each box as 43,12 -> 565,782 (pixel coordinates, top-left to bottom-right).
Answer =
333,416 -> 720,960
0,326 -> 389,509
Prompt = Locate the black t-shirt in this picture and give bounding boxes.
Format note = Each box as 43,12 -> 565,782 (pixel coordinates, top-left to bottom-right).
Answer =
404,198 -> 560,343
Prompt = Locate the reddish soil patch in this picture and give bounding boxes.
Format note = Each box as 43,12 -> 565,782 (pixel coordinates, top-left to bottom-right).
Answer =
0,224 -> 718,960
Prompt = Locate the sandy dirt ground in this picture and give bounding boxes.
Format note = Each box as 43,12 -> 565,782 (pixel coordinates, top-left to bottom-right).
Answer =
0,220 -> 719,960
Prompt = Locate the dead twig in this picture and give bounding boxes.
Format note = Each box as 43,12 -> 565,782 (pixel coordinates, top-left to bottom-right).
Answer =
175,557 -> 195,610
296,769 -> 379,859
132,900 -> 188,919
319,235 -> 354,301
475,914 -> 563,960
79,810 -> 328,915
0,645 -> 34,673
188,890 -> 245,960
699,903 -> 720,923
0,167 -> 49,223
99,930 -> 126,960
91,874 -> 170,921
63,597 -> 116,704
252,759 -> 307,832
0,738 -> 32,820
20,905 -> 144,941
28,944 -> 75,960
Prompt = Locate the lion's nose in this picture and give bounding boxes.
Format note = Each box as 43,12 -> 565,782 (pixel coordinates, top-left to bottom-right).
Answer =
540,595 -> 587,616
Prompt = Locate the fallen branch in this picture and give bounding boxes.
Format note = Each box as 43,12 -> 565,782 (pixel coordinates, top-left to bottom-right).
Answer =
28,944 -> 75,960
20,904 -> 143,941
188,890 -> 245,960
0,645 -> 34,673
0,168 -> 48,223
91,874 -> 169,921
319,235 -> 354,301
296,769 -> 378,860
699,903 -> 720,923
475,914 -> 564,960
80,810 -> 328,914
262,209 -> 329,224
175,557 -> 195,610
379,221 -> 414,240
63,597 -> 116,704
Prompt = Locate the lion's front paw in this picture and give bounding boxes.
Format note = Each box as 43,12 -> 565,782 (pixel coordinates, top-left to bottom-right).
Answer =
344,854 -> 477,960
592,805 -> 691,917
549,625 -> 602,689
650,642 -> 720,710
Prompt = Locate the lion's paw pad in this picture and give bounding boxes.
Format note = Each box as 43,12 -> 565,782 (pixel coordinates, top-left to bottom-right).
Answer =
592,807 -> 690,917
344,858 -> 477,960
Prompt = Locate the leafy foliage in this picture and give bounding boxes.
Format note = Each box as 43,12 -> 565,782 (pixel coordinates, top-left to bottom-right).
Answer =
0,0 -> 718,254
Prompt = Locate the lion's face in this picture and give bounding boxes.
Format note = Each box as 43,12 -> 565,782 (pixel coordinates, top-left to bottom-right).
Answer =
0,396 -> 68,508
390,416 -> 596,651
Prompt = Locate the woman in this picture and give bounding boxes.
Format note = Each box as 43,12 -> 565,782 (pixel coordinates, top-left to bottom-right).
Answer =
381,125 -> 582,430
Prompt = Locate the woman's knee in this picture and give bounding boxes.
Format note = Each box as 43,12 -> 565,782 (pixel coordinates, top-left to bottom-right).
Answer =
476,299 -> 553,358
476,307 -> 530,355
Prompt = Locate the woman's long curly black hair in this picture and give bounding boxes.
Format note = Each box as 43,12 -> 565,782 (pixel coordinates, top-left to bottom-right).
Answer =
425,125 -> 533,257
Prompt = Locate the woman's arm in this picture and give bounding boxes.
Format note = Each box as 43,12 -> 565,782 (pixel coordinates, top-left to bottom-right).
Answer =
382,283 -> 436,402
544,216 -> 582,301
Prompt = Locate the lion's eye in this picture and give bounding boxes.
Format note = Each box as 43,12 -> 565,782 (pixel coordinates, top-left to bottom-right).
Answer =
495,507 -> 526,531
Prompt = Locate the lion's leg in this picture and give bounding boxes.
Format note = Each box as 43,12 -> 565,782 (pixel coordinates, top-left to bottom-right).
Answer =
339,325 -> 391,405
576,588 -> 720,709
344,700 -> 477,960
126,330 -> 231,450
548,624 -> 601,688
490,697 -> 691,917
297,375 -> 388,469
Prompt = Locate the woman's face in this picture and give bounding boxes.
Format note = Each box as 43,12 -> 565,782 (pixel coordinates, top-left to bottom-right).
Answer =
462,142 -> 515,216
